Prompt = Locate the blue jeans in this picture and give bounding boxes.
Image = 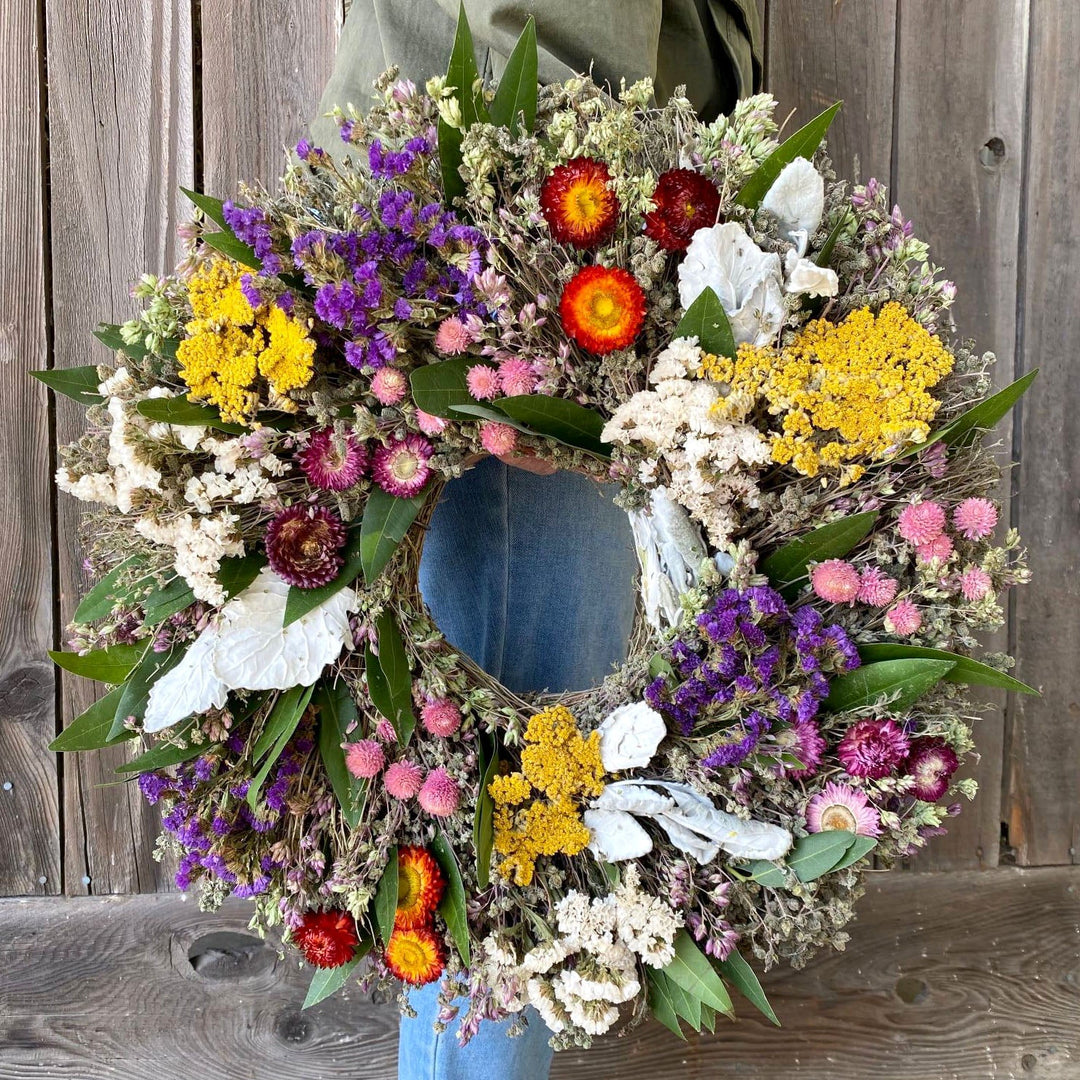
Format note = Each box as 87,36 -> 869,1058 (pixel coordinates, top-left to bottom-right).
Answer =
402,459 -> 638,1080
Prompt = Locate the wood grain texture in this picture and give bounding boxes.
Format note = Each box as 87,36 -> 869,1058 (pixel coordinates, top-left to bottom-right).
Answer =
1006,0 -> 1080,867
764,0 -> 897,184
0,1 -> 60,896
201,0 -> 342,193
892,0 -> 1030,870
0,868 -> 1077,1078
45,0 -> 193,894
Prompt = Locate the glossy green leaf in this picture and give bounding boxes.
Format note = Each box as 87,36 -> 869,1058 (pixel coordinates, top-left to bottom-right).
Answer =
646,970 -> 688,1041
663,930 -> 734,1017
824,658 -> 956,713
748,830 -> 857,887
815,209 -> 850,267
302,949 -> 368,1009
283,529 -> 364,627
648,652 -> 675,680
474,749 -> 500,889
115,722 -> 203,774
201,229 -> 260,270
735,101 -> 842,209
448,402 -> 534,434
857,643 -> 1037,695
490,17 -> 537,134
108,645 -> 188,739
760,512 -> 878,591
247,684 -> 315,810
360,488 -> 428,584
366,612 -> 416,744
374,847 -> 400,945
829,835 -> 878,873
430,832 -> 471,966
48,644 -> 144,684
49,686 -> 135,751
73,557 -> 145,624
136,395 -> 247,434
717,949 -> 779,1026
216,552 -> 266,599
30,366 -> 104,406
495,395 -> 610,458
93,323 -> 177,362
438,3 -> 490,205
314,679 -> 365,829
698,1002 -> 717,1034
673,286 -> 736,359
180,186 -> 229,229
410,358 -> 491,419
142,575 -> 197,627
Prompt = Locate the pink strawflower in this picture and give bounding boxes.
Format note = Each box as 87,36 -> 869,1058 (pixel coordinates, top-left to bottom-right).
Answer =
837,718 -> 910,779
466,363 -> 500,400
434,316 -> 474,355
953,497 -> 998,540
902,736 -> 960,802
415,409 -> 447,436
371,434 -> 433,497
805,781 -> 881,838
498,358 -> 538,397
897,500 -> 947,546
384,761 -> 424,800
810,559 -> 860,604
344,739 -> 385,779
421,697 -> 462,738
418,767 -> 461,817
298,428 -> 368,491
855,567 -> 898,607
916,533 -> 954,564
959,564 -> 993,601
375,718 -> 398,743
885,598 -> 922,636
371,367 -> 408,406
480,422 -> 518,456
775,720 -> 825,779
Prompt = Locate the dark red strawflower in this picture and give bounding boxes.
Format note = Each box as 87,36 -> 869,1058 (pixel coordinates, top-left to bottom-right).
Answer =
298,427 -> 368,491
293,909 -> 361,968
539,157 -> 619,248
902,736 -> 960,802
265,504 -> 347,589
644,168 -> 722,251
837,718 -> 910,780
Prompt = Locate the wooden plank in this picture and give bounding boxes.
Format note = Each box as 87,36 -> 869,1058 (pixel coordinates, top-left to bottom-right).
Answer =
892,1 -> 1030,869
764,0 -> 896,184
200,0 -> 342,193
0,1 -> 60,896
1007,0 -> 1080,867
45,0 -> 193,894
0,868 -> 1077,1077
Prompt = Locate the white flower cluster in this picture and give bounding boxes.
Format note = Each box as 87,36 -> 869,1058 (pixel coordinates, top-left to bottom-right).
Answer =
602,338 -> 770,547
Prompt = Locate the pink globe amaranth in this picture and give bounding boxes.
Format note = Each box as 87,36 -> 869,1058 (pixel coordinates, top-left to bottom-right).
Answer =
371,434 -> 433,498
480,422 -> 518,456
465,363 -> 500,401
810,559 -> 860,604
418,767 -> 461,817
837,718 -> 910,779
265,504 -> 347,588
916,533 -> 954,564
497,357 -> 537,397
415,409 -> 447,436
855,566 -> 898,607
885,598 -> 922,636
959,564 -> 993,601
897,500 -> 947,546
420,697 -> 462,738
371,367 -> 408,406
952,497 -> 998,541
434,316 -> 474,355
384,761 -> 424,800
298,428 -> 368,491
902,736 -> 960,801
344,738 -> 385,779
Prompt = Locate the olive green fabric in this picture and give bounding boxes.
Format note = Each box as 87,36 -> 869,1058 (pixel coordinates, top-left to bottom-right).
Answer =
311,0 -> 761,148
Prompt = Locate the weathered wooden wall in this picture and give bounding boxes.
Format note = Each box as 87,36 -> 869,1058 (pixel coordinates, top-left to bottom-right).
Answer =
1,0 -> 1078,1075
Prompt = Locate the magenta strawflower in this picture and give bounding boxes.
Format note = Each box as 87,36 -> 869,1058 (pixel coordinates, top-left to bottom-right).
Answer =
897,500 -> 947,546
371,367 -> 408,405
344,739 -> 385,779
774,720 -> 825,779
418,767 -> 461,817
885,598 -> 922,636
855,567 -> 898,607
415,409 -> 447,436
959,564 -> 993,601
805,781 -> 881,837
902,736 -> 960,801
420,697 -> 462,738
480,422 -> 518,456
384,761 -> 424,800
916,533 -> 954,564
497,357 -> 537,397
265,504 -> 347,588
298,428 -> 368,491
953,497 -> 998,540
434,316 -> 474,355
810,559 -> 860,604
466,363 -> 500,400
837,718 -> 910,779
371,434 -> 432,497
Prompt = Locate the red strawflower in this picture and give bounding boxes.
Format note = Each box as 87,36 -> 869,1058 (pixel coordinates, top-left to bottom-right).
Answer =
837,718 -> 911,779
560,265 -> 646,355
539,157 -> 619,248
644,168 -> 722,250
293,909 -> 361,968
265,504 -> 347,588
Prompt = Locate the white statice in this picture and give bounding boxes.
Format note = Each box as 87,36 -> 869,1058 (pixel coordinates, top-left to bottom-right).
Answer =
596,701 -> 667,771
612,864 -> 682,968
106,395 -> 164,512
135,511 -> 244,605
56,467 -> 118,506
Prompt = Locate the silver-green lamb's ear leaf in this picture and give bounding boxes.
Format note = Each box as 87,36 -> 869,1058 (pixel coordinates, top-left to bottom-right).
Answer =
410,357 -> 492,419
302,947 -> 370,1009
760,511 -> 878,593
735,101 -> 841,210
373,847 -> 400,946
824,658 -> 956,714
716,949 -> 779,1026
494,395 -> 611,459
430,832 -> 471,966
360,488 -> 428,584
857,643 -> 1038,695
31,366 -> 105,406
490,16 -> 537,135
673,286 -> 736,359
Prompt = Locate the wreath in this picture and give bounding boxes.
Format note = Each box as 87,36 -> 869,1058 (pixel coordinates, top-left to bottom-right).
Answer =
43,8 -> 1036,1048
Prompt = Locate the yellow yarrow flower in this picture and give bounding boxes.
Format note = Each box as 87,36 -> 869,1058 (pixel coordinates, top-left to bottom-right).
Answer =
259,304 -> 317,396
186,256 -> 255,324
176,320 -> 263,424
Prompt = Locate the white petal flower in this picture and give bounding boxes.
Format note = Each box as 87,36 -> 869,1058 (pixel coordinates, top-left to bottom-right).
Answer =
584,808 -> 654,861
762,157 -> 825,256
783,249 -> 839,298
144,567 -> 357,732
597,701 -> 668,771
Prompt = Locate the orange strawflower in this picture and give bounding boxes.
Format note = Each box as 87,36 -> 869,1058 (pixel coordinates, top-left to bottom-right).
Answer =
539,158 -> 619,248
560,265 -> 646,354
385,926 -> 446,986
394,845 -> 446,930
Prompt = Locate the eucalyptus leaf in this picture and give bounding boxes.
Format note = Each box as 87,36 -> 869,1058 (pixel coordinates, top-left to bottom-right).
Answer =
135,396 -> 247,434
302,950 -> 367,1010
410,358 -> 491,419
48,644 -> 145,684
662,970 -> 703,1030
360,488 -> 428,584
857,643 -> 1037,695
374,848 -> 400,945
30,366 -> 104,406
663,930 -> 734,1017
490,17 -> 537,135
760,512 -> 877,591
430,832 -> 471,966
49,686 -> 135,752
495,395 -> 610,458
716,949 -> 779,1026
314,679 -> 365,829
673,286 -> 736,359
646,969 -> 689,1041
73,556 -> 145,624
824,658 -> 956,713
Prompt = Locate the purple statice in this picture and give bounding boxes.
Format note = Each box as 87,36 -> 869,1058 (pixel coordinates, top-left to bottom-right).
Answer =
646,587 -> 860,770
222,200 -> 282,277
239,272 -> 264,311
137,772 -> 172,805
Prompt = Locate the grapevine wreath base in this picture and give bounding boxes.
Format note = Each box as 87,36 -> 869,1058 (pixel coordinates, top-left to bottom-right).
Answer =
44,7 -> 1035,1049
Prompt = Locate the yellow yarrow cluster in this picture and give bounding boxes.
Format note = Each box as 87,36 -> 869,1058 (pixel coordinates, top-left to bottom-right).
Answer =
490,705 -> 605,887
704,303 -> 953,484
176,257 -> 315,423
